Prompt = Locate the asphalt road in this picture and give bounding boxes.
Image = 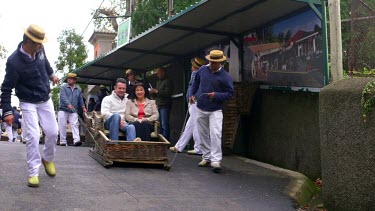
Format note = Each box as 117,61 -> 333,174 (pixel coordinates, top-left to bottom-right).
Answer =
0,142 -> 296,210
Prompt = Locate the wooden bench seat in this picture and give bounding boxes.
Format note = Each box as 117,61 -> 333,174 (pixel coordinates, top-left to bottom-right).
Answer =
84,111 -> 159,141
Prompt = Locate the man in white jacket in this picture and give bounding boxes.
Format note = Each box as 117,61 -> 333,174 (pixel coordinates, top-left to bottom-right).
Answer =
169,57 -> 206,154
101,78 -> 136,141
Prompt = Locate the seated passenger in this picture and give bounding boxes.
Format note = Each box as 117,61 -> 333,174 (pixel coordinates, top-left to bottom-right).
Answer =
125,83 -> 159,141
101,78 -> 137,141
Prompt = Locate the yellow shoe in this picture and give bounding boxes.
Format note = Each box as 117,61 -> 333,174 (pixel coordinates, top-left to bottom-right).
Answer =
42,159 -> 56,177
28,176 -> 39,188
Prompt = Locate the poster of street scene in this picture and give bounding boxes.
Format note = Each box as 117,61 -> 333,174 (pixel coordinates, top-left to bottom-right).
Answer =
243,9 -> 324,88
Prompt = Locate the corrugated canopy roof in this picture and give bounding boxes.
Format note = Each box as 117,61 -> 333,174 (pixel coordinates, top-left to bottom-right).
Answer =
74,0 -> 309,85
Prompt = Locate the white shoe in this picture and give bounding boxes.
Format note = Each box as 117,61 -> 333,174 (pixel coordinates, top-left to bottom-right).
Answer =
187,150 -> 202,155
198,160 -> 210,167
150,132 -> 158,138
211,162 -> 222,172
134,137 -> 142,142
169,146 -> 180,153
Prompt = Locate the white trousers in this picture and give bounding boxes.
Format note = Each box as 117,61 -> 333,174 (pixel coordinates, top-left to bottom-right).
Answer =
175,103 -> 202,153
20,99 -> 58,177
4,123 -> 16,142
58,111 -> 80,144
196,108 -> 223,163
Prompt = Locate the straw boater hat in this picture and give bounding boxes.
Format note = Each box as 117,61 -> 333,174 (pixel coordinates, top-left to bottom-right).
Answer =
205,50 -> 226,62
24,24 -> 48,43
125,69 -> 134,76
191,57 -> 207,68
67,73 -> 78,79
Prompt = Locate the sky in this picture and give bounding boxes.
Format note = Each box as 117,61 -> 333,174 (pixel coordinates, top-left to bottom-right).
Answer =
0,0 -> 111,106
272,9 -> 321,36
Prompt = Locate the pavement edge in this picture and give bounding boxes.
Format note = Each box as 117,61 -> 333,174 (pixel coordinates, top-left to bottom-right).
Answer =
230,155 -> 318,206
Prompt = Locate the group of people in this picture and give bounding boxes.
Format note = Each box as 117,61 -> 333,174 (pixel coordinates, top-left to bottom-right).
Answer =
81,67 -> 173,144
0,24 -> 233,188
97,50 -> 234,173
101,66 -> 173,142
57,67 -> 174,146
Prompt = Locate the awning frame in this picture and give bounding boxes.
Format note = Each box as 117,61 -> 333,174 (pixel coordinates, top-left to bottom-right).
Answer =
74,0 -> 329,88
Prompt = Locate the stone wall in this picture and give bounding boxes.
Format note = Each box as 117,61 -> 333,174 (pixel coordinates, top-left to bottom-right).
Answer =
241,89 -> 321,179
320,78 -> 375,210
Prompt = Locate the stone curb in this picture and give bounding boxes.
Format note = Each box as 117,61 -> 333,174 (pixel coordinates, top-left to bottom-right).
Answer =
227,155 -> 318,206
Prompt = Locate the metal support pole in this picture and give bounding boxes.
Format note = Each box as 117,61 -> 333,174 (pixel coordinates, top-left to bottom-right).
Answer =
125,0 -> 131,17
168,0 -> 174,17
238,37 -> 244,82
295,0 -> 323,18
142,72 -> 147,83
322,0 -> 330,85
183,59 -> 188,112
328,0 -> 343,81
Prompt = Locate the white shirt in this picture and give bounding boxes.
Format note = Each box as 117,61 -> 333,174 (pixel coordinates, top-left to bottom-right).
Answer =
101,91 -> 129,121
20,45 -> 34,59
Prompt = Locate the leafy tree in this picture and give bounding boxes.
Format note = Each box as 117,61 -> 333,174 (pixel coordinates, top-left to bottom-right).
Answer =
132,0 -> 167,36
55,29 -> 88,72
51,86 -> 61,112
314,24 -> 321,33
340,0 -> 351,72
173,0 -> 199,14
92,0 -> 129,32
53,29 -> 88,110
340,0 -> 375,72
285,30 -> 291,41
132,0 -> 199,36
277,32 -> 285,43
92,0 -> 202,37
0,43 -> 7,59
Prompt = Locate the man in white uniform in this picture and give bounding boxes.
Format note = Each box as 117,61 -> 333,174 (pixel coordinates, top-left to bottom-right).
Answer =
1,24 -> 59,187
169,57 -> 206,154
58,73 -> 86,146
189,50 -> 234,172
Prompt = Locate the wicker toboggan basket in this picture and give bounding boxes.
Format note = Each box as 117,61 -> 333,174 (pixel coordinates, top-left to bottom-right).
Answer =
84,111 -> 170,169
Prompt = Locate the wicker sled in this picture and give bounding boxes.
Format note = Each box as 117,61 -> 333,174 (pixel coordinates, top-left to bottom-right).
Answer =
84,112 -> 170,169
